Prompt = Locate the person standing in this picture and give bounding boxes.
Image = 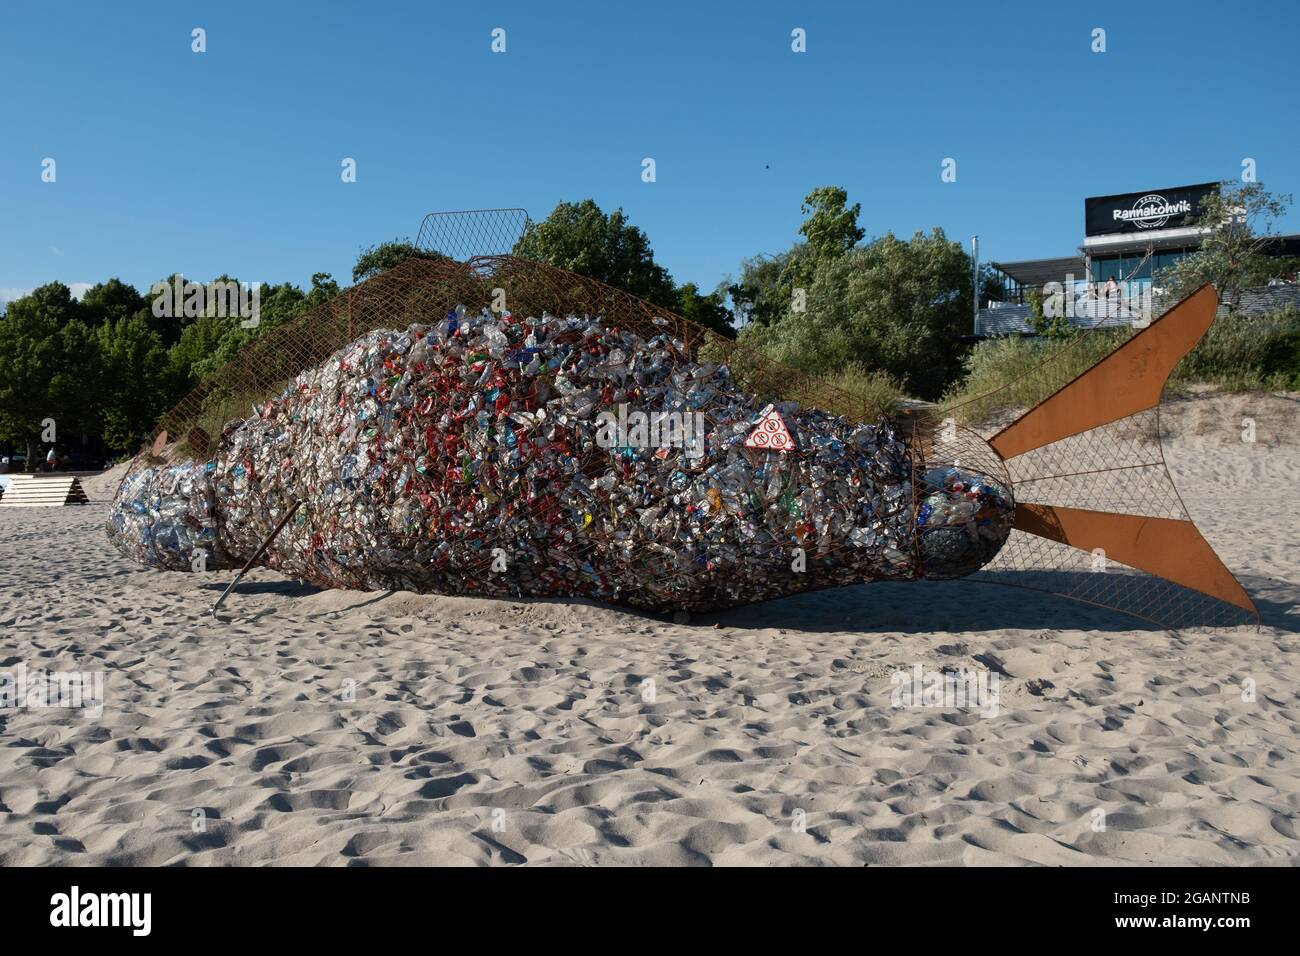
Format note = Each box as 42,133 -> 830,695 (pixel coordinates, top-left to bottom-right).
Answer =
45,446 -> 58,472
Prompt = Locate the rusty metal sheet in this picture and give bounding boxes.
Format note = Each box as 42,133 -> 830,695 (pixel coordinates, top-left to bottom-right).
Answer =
990,284 -> 1218,460
1013,502 -> 1256,614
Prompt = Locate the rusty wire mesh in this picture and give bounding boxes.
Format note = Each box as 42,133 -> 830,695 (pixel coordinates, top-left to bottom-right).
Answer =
126,253 -> 903,613
136,254 -> 884,474
415,208 -> 531,260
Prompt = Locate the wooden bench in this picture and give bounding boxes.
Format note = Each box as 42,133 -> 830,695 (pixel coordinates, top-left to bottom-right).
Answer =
0,474 -> 90,507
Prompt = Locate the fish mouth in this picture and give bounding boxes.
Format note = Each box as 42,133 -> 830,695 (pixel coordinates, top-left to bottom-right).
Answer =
107,462 -> 233,572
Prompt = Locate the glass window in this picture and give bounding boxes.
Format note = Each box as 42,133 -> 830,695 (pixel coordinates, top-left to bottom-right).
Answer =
1117,254 -> 1150,280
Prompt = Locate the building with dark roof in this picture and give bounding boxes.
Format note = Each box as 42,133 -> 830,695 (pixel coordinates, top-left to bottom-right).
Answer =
976,182 -> 1300,336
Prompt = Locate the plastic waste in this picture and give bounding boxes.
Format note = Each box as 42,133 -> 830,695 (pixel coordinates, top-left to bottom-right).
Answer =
107,308 -> 1015,612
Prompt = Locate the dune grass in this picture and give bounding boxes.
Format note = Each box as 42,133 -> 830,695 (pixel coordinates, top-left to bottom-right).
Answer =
819,363 -> 905,417
940,307 -> 1300,425
1170,305 -> 1300,392
939,329 -> 1130,424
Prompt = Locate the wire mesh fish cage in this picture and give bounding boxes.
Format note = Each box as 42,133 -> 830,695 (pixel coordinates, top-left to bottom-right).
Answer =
120,213 -> 1257,629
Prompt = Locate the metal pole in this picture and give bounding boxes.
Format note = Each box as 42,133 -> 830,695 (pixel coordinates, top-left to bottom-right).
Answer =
971,235 -> 980,335
211,499 -> 303,619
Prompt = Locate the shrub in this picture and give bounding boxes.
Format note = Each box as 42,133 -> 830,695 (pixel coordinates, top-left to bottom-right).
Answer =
733,230 -> 971,401
1170,305 -> 1300,391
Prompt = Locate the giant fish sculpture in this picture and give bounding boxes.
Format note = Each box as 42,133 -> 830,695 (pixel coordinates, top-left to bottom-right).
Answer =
107,283 -> 1254,622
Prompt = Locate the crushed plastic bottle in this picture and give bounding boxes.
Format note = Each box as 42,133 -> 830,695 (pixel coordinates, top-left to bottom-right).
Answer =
107,308 -> 1015,612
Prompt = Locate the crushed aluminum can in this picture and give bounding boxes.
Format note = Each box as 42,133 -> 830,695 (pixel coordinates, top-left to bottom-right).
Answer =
108,309 -> 1014,612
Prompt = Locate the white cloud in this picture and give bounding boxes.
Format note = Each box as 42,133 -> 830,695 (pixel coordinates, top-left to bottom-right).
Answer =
0,287 -> 32,307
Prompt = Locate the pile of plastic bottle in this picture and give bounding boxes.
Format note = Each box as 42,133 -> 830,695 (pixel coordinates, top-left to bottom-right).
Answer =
108,308 -> 1015,612
915,465 -> 1015,579
107,462 -> 228,571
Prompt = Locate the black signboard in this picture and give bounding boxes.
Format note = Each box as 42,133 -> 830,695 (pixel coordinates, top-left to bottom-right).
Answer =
1084,182 -> 1219,237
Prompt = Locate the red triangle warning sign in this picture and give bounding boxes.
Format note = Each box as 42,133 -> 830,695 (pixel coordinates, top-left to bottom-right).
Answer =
744,404 -> 793,452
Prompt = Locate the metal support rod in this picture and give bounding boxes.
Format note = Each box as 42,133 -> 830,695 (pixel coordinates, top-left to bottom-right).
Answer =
210,499 -> 303,620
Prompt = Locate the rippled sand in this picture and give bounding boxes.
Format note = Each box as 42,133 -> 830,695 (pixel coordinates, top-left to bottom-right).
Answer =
1,393 -> 1297,865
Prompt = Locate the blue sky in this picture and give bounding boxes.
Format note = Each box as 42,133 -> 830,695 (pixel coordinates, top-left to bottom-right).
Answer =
2,0 -> 1297,306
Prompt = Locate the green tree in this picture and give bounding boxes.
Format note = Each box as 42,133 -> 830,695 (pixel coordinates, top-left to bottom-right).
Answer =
728,186 -> 863,328
95,316 -> 169,451
1025,286 -> 1074,340
738,229 -> 972,400
80,278 -> 146,327
20,281 -> 82,326
978,264 -> 1006,306
676,282 -> 734,338
138,273 -> 195,346
0,283 -> 108,463
168,313 -> 241,392
513,199 -> 678,309
1158,182 -> 1294,310
352,240 -> 445,283
180,275 -> 340,381
50,318 -> 104,438
512,199 -> 735,336
303,271 -> 340,308
799,186 -> 864,261
728,247 -> 815,329
0,290 -> 63,466
0,270 -> 346,462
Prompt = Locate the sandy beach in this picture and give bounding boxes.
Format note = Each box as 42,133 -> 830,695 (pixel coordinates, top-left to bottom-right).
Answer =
1,392 -> 1297,866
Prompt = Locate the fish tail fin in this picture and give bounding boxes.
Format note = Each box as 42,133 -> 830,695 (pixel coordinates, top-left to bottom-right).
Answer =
985,284 -> 1256,621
